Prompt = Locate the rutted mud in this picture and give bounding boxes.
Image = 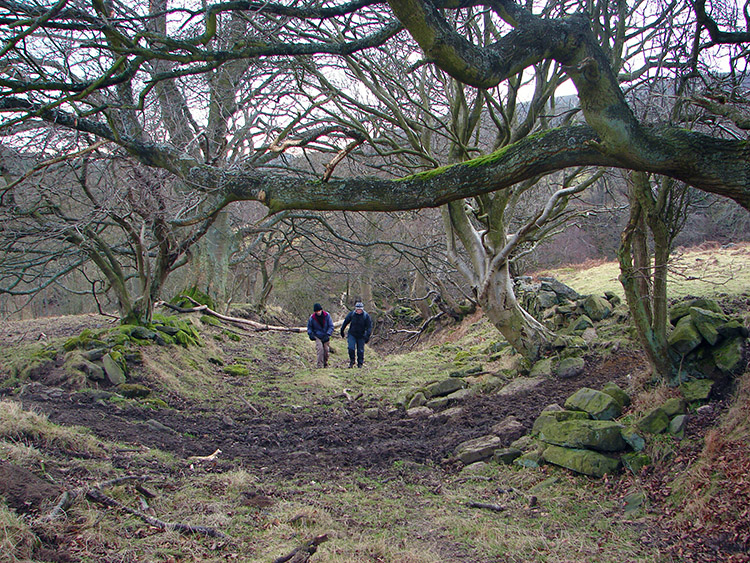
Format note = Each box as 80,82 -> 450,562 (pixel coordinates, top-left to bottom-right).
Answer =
13,354 -> 642,478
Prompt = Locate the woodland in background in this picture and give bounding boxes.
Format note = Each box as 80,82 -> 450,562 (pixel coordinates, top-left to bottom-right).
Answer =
1,0 -> 749,375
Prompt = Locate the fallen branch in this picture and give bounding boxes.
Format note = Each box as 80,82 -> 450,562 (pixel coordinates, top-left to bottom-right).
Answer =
389,311 -> 446,342
156,301 -> 296,331
45,475 -> 148,521
272,534 -> 329,563
158,297 -> 345,333
86,488 -> 227,538
156,300 -> 307,333
239,394 -> 261,415
45,475 -> 227,539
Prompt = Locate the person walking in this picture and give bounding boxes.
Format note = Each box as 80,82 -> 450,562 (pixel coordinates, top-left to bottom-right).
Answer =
307,303 -> 334,368
340,301 -> 372,368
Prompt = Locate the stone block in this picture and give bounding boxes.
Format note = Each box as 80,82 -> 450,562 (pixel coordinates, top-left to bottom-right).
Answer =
543,445 -> 621,477
565,387 -> 622,420
636,407 -> 669,434
538,419 -> 627,452
455,435 -> 503,465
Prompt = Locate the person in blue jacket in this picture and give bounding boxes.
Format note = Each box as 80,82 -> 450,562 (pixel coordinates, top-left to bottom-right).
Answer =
340,301 -> 372,368
307,303 -> 334,368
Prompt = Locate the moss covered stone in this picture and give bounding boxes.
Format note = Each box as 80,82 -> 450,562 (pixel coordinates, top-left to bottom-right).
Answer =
116,383 -> 151,398
538,419 -> 627,452
200,315 -> 222,326
712,336 -> 745,374
529,358 -> 554,378
532,409 -> 590,435
601,382 -> 631,408
543,445 -> 621,477
515,450 -> 544,469
679,379 -> 714,402
689,307 -> 728,346
455,435 -> 503,464
669,414 -> 688,438
668,316 -> 703,355
494,448 -> 523,464
555,357 -> 585,379
636,407 -> 669,434
565,387 -> 622,420
669,298 -> 722,325
582,295 -> 613,321
621,426 -> 646,451
63,329 -> 107,351
621,452 -> 651,475
171,286 -> 216,310
102,352 -> 127,385
661,397 -> 686,417
424,378 -> 465,399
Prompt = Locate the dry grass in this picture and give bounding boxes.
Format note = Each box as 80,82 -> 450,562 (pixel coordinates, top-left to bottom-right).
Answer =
0,400 -> 102,458
0,504 -> 38,561
533,242 -> 750,299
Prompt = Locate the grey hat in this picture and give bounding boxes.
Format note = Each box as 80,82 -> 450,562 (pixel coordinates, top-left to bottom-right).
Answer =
355,301 -> 364,309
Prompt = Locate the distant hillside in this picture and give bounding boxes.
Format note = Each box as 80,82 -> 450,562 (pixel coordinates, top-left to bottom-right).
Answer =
533,242 -> 750,300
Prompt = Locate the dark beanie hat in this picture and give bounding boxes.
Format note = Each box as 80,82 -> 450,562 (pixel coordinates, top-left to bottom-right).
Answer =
313,303 -> 323,311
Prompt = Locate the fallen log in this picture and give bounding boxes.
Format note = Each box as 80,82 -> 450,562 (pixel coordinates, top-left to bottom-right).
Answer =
156,300 -> 307,333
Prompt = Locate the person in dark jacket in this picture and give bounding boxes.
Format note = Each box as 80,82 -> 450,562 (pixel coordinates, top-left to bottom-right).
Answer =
340,301 -> 372,368
307,303 -> 334,368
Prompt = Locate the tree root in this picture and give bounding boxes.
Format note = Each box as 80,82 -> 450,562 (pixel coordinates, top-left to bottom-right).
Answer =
272,534 -> 329,563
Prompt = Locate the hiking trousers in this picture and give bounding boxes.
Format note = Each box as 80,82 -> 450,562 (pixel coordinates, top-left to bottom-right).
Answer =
347,334 -> 365,367
315,338 -> 330,368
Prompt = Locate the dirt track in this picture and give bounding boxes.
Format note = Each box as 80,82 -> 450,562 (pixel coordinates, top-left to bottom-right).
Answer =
12,353 -> 643,479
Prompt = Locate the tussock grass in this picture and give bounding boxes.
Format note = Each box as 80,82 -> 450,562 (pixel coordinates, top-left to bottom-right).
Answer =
0,504 -> 38,561
0,400 -> 101,457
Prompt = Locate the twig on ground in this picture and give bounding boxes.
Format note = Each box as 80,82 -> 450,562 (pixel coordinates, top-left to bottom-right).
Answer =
45,475 -> 149,521
239,395 -> 261,415
467,501 -> 507,512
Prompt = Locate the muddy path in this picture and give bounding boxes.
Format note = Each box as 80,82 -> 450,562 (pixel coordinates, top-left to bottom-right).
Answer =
12,353 -> 643,479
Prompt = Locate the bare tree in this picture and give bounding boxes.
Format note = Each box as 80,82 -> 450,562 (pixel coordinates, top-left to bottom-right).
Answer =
1,0 -> 748,331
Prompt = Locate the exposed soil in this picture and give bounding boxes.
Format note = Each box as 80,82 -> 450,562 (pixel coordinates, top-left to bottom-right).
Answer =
2,313 -> 748,562
11,352 -> 642,480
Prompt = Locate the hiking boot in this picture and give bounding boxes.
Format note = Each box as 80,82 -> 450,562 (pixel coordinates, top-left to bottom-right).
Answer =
357,363 -> 363,368
348,361 -> 354,368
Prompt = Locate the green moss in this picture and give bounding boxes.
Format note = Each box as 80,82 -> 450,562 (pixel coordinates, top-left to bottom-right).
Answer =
141,398 -> 169,409
224,364 -> 250,377
398,163 -> 454,182
170,287 -> 215,310
200,315 -> 222,326
223,331 -> 241,342
175,330 -> 201,348
63,328 -> 107,351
